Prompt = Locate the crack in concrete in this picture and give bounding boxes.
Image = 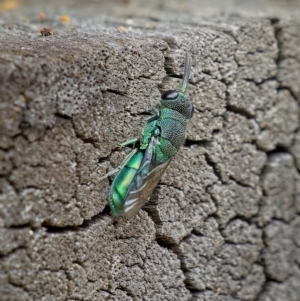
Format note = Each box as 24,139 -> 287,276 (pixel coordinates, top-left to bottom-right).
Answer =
255,18 -> 300,300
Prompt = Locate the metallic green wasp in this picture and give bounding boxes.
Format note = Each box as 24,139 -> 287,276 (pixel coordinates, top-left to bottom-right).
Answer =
102,53 -> 193,218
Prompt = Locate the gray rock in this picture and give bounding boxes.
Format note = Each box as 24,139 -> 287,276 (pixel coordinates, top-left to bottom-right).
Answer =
1,0 -> 300,300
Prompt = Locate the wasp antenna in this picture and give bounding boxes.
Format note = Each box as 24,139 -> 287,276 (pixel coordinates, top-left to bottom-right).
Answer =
180,52 -> 192,93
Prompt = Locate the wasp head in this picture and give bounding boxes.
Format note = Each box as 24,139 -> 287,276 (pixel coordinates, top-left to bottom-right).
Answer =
161,90 -> 194,119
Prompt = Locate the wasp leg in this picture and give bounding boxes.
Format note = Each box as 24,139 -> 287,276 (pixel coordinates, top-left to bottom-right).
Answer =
121,138 -> 139,148
153,108 -> 159,116
99,148 -> 138,180
146,108 -> 160,124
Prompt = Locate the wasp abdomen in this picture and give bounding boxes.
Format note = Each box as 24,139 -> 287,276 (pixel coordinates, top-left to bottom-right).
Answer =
109,151 -> 144,216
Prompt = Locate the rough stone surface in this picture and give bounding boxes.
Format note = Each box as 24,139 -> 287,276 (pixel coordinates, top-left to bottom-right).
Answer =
0,0 -> 300,300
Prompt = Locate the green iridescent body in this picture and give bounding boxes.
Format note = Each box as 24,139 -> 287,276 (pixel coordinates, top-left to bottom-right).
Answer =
105,53 -> 193,218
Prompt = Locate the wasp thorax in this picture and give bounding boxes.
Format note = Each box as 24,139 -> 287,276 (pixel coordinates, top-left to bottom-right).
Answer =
161,91 -> 193,119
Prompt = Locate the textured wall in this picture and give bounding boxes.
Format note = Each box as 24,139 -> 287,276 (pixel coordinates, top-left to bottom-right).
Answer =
0,1 -> 300,300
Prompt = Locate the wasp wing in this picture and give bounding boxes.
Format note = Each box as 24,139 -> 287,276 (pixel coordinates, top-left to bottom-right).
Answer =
123,136 -> 172,219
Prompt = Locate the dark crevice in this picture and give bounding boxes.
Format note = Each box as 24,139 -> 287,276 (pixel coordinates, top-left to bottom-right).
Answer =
0,246 -> 27,260
80,136 -> 98,145
163,55 -> 176,75
189,288 -> 203,294
7,280 -> 29,293
277,85 -> 299,102
228,175 -> 254,188
241,76 -> 278,87
55,112 -> 72,120
43,224 -> 78,234
70,118 -> 99,150
116,286 -> 136,299
98,157 -> 109,164
266,217 -> 291,225
6,223 -> 32,229
226,103 -> 254,119
136,111 -> 153,116
184,139 -> 212,148
102,204 -> 111,215
272,20 -> 283,65
222,215 -> 251,229
161,74 -> 197,86
204,152 -> 223,183
99,288 -> 113,296
147,16 -> 160,22
43,210 -> 111,234
106,88 -> 125,96
73,209 -> 111,229
265,147 -> 299,169
256,76 -> 278,86
166,74 -> 183,79
222,28 -> 239,45
263,277 -> 285,285
269,18 -> 280,25
98,144 -> 125,163
191,228 -> 207,238
266,146 -> 290,156
161,53 -> 197,90
154,236 -> 197,291
155,236 -> 176,249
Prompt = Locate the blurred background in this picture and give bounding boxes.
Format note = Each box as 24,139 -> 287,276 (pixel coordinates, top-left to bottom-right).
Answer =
1,0 -> 300,20
1,0 -> 300,41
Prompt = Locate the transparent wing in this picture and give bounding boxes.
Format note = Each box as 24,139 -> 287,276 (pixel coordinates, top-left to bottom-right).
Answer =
123,136 -> 172,219
181,52 -> 192,93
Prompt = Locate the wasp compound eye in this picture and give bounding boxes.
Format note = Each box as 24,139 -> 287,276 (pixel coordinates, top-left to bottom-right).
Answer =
162,90 -> 179,100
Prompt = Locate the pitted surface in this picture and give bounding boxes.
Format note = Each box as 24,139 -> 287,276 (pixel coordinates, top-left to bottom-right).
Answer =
1,0 -> 300,300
